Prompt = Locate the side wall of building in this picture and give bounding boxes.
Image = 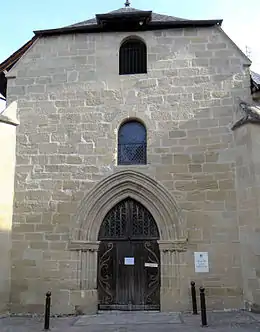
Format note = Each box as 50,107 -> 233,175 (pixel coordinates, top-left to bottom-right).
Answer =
0,103 -> 18,313
235,121 -> 260,312
6,26 -> 252,313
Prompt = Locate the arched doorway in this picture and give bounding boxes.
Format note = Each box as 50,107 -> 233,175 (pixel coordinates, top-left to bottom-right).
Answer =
97,198 -> 160,311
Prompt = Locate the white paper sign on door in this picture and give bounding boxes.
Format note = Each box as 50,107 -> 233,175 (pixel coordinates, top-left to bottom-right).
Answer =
194,252 -> 209,273
145,262 -> 158,268
124,257 -> 135,265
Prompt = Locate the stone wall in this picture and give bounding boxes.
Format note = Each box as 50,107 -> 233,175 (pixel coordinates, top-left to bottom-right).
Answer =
234,121 -> 260,312
6,26 -> 252,313
0,102 -> 18,313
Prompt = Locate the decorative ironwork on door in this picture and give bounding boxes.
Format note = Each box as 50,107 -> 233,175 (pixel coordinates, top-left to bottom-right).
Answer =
97,198 -> 160,311
98,199 -> 159,240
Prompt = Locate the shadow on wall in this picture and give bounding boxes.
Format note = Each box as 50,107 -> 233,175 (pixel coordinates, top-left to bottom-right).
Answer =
0,93 -> 6,114
0,101 -> 19,313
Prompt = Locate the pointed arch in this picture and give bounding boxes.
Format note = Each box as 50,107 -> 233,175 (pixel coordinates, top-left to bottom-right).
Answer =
71,170 -> 184,242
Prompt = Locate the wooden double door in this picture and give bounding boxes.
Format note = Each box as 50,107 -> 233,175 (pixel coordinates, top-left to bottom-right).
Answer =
97,198 -> 160,311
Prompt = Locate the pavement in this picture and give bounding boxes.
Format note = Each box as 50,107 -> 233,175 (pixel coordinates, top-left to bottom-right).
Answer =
1,310 -> 260,332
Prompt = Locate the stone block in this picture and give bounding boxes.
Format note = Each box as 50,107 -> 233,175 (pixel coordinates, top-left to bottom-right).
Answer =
174,154 -> 191,164
197,179 -> 219,190
187,129 -> 209,138
207,43 -> 227,49
51,290 -> 74,315
192,59 -> 209,67
191,154 -> 205,164
207,190 -> 227,201
215,50 -> 235,57
27,85 -> 46,93
30,241 -> 48,250
203,163 -> 231,173
49,242 -> 67,250
189,164 -> 202,173
52,74 -> 67,83
38,143 -> 58,154
219,179 -> 235,190
71,290 -> 98,315
8,86 -> 26,96
175,180 -> 197,191
13,224 -> 35,233
169,130 -> 186,138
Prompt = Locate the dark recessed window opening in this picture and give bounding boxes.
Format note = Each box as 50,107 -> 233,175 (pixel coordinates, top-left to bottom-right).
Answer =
119,39 -> 147,75
118,120 -> 147,165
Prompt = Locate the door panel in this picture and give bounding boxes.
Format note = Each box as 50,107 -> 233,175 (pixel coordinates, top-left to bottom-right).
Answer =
144,241 -> 160,309
116,241 -> 134,309
97,242 -> 116,309
132,242 -> 145,308
97,198 -> 161,311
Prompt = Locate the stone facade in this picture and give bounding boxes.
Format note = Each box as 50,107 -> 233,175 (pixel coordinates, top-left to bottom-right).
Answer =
4,22 -> 258,314
0,102 -> 19,313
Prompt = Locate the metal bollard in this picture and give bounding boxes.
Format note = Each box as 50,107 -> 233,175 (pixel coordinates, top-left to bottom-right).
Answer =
191,281 -> 198,315
44,291 -> 51,330
200,287 -> 208,327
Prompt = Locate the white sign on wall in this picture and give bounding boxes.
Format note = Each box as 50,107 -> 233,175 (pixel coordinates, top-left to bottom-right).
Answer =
194,252 -> 209,273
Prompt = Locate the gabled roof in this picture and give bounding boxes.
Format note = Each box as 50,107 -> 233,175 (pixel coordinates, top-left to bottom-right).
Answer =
0,36 -> 37,72
251,70 -> 260,94
34,6 -> 222,36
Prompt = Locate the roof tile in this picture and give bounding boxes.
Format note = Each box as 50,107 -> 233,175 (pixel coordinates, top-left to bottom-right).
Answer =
68,7 -> 188,27
251,70 -> 260,85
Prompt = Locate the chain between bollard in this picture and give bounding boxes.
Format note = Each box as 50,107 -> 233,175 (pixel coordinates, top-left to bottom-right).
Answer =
190,281 -> 198,315
44,291 -> 51,330
200,287 -> 208,327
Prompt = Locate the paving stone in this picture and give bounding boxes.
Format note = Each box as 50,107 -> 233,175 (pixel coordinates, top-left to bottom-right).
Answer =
1,312 -> 260,332
74,312 -> 182,325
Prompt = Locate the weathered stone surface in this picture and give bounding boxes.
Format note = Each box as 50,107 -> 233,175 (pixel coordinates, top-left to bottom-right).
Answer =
4,22 -> 254,315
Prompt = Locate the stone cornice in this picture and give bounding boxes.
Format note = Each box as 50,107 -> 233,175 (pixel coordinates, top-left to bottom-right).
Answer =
158,238 -> 188,252
69,238 -> 188,252
68,240 -> 100,252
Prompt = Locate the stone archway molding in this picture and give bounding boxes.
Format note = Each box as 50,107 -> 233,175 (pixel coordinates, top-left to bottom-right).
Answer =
70,170 -> 186,247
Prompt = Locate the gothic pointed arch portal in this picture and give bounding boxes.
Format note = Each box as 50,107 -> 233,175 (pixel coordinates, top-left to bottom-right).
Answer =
98,198 -> 160,310
69,170 -> 187,312
71,170 -> 185,243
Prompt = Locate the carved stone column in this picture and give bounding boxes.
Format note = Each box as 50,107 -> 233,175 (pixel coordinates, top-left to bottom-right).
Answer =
158,239 -> 188,312
69,241 -> 100,315
69,241 -> 100,290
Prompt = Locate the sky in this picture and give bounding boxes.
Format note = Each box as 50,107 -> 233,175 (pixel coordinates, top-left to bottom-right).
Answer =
0,0 -> 260,72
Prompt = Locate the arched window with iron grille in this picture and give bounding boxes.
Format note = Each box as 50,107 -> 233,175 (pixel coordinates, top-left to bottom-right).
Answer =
118,120 -> 147,165
119,38 -> 147,75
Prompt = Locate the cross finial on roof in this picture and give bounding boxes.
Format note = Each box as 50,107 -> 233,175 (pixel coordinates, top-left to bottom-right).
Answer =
125,0 -> 130,7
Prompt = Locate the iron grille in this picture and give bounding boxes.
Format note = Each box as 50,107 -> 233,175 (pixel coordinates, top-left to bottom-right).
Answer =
118,142 -> 146,165
98,198 -> 159,241
119,40 -> 147,75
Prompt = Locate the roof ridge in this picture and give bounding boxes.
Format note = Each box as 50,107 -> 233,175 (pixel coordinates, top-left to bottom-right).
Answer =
66,7 -> 188,28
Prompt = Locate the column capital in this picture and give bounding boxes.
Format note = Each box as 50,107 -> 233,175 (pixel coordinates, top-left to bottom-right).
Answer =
158,238 -> 188,252
68,240 -> 100,252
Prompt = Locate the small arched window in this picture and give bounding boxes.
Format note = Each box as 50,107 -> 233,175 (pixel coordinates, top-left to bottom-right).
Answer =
118,120 -> 147,165
119,38 -> 147,75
